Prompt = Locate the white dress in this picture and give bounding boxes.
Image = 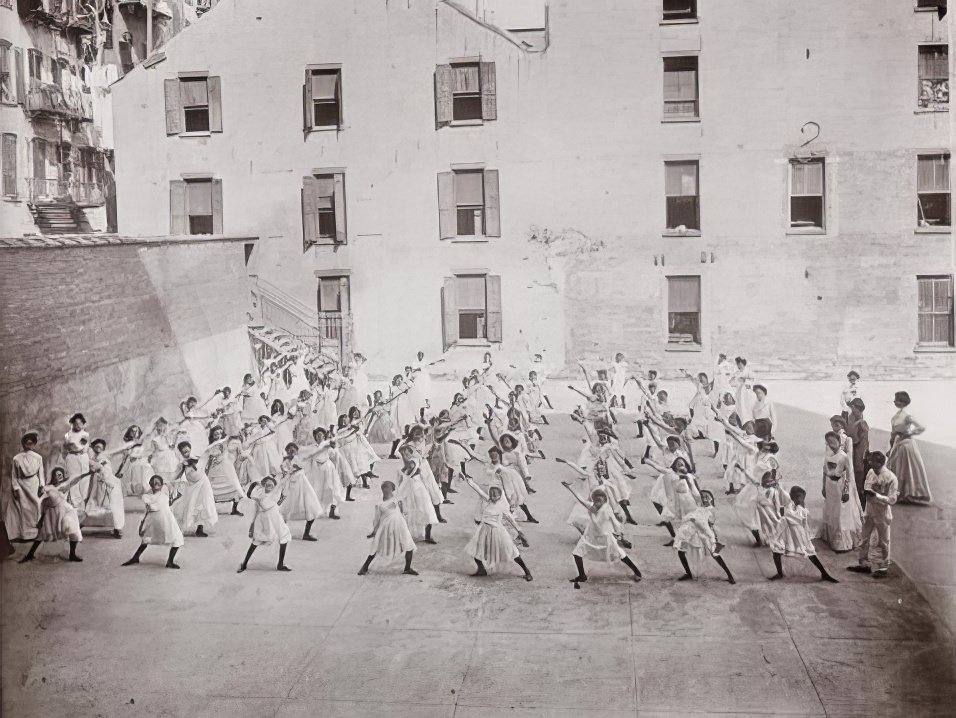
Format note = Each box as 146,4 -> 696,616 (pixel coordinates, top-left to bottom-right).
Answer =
147,432 -> 180,485
368,498 -> 416,559
38,485 -> 83,543
4,450 -> 43,540
732,368 -> 757,425
272,412 -> 295,457
172,464 -> 218,532
82,457 -> 126,530
278,458 -> 323,522
394,466 -> 438,538
337,425 -> 379,477
251,425 -> 283,477
206,442 -> 245,503
63,430 -> 91,506
248,485 -> 292,546
772,502 -> 817,557
816,448 -> 863,552
240,382 -> 270,424
573,502 -> 626,562
140,486 -> 184,547
124,445 -> 154,497
464,495 -> 520,568
303,444 -> 345,508
491,464 -> 528,509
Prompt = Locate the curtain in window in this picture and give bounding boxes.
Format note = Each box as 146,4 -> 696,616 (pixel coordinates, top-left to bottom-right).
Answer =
791,161 -> 823,195
454,171 -> 484,205
668,276 -> 700,313
452,64 -> 480,93
665,163 -> 697,196
311,72 -> 338,100
187,180 -> 212,215
456,275 -> 486,310
918,155 -> 950,191
180,78 -> 208,106
919,47 -> 948,79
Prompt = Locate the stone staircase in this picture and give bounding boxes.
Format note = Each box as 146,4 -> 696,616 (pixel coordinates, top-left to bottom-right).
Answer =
28,199 -> 93,235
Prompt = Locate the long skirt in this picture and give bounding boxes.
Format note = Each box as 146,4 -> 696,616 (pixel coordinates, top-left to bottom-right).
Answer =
250,507 -> 292,546
207,461 -> 245,503
124,457 -> 154,497
141,509 -> 184,547
308,459 -> 345,508
1,476 -> 41,540
369,512 -> 416,560
465,523 -> 519,568
888,439 -> 932,503
815,481 -> 863,552
572,528 -> 625,563
279,474 -> 323,523
39,500 -> 83,543
173,478 -> 218,532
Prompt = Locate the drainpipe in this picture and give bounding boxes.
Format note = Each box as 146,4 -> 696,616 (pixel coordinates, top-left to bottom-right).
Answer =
146,0 -> 153,57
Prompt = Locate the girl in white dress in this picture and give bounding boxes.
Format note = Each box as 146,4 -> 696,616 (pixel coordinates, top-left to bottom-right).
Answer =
83,439 -> 126,537
642,456 -> 700,548
487,447 -> 538,523
177,396 -> 214,456
768,486 -> 839,582
113,425 -> 152,498
339,407 -> 381,489
561,482 -> 643,586
219,386 -> 243,438
731,357 -> 757,426
394,447 -> 439,544
358,480 -> 418,576
249,415 -> 282,477
205,426 -> 245,515
270,400 -> 295,459
714,353 -> 733,396
237,476 -> 293,573
366,390 -> 401,450
172,442 -> 218,537
147,418 -> 180,486
278,450 -> 322,540
63,413 -> 91,507
291,390 -> 315,448
298,429 -> 345,519
5,432 -> 44,541
673,490 -> 736,583
122,475 -> 184,569
734,463 -> 788,552
239,373 -> 269,425
815,431 -> 863,552
463,478 -> 533,580
19,467 -> 84,564
406,425 -> 447,523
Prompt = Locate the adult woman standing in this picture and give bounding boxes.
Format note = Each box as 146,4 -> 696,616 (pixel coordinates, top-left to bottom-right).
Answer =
887,391 -> 931,503
731,358 -> 756,426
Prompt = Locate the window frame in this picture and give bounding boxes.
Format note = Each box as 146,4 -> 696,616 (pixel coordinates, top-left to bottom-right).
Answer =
453,169 -> 485,237
0,41 -> 13,106
455,274 -> 489,342
662,55 -> 699,119
306,67 -> 343,131
916,153 -> 951,229
917,43 -> 949,110
185,178 -> 214,235
450,61 -> 482,123
1,132 -> 16,198
662,0 -> 697,22
788,157 -> 827,232
180,77 -> 211,133
665,275 -> 702,348
664,159 -> 701,234
916,275 -> 955,348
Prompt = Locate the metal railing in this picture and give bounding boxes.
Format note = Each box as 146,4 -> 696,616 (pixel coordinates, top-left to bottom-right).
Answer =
26,177 -> 105,205
25,82 -> 93,122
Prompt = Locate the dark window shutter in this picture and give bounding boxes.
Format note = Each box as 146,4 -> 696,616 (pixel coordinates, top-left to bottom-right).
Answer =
2,134 -> 17,197
169,180 -> 187,234
211,179 -> 223,234
483,169 -> 500,237
14,48 -> 24,104
435,64 -> 453,127
480,62 -> 497,121
302,175 -> 318,250
333,172 -> 347,244
486,274 -> 502,343
438,171 -> 456,239
336,70 -> 344,129
442,277 -> 459,349
303,71 -> 313,132
207,76 -> 222,132
164,79 -> 183,135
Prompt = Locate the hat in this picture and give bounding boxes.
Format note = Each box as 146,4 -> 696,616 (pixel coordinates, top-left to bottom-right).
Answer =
849,398 -> 866,411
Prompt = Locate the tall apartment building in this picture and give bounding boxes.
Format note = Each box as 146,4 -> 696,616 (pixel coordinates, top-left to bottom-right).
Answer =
110,0 -> 954,377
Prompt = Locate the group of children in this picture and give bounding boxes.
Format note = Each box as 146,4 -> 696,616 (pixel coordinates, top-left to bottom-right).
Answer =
3,341 -> 931,586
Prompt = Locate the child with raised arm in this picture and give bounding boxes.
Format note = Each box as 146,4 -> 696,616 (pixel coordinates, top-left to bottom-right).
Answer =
19,467 -> 84,564
768,485 -> 839,583
561,482 -> 642,586
122,475 -> 184,569
734,463 -> 788,549
278,447 -> 322,541
463,477 -> 533,581
237,476 -> 292,573
673,490 -> 736,584
358,480 -> 417,576
299,430 -> 345,520
394,445 -> 439,544
171,441 -> 218,538
487,447 -> 538,524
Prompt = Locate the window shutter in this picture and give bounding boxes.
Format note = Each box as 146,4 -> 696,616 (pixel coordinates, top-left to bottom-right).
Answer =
169,180 -> 187,234
437,171 -> 456,239
211,179 -> 223,234
442,277 -> 459,349
483,169 -> 500,237
301,175 -> 319,251
14,48 -> 24,104
333,172 -> 347,244
336,71 -> 344,129
435,64 -> 453,127
480,62 -> 497,121
486,274 -> 502,343
164,79 -> 183,135
2,134 -> 16,197
207,76 -> 222,132
303,71 -> 313,132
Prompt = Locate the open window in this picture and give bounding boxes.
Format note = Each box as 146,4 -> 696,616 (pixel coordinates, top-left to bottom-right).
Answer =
302,171 -> 347,248
437,168 -> 500,239
917,154 -> 950,227
164,75 -> 223,135
442,274 -> 502,348
667,276 -> 701,346
304,66 -> 343,131
435,61 -> 496,127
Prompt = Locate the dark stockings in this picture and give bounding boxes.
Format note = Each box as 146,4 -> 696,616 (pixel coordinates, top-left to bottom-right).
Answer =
571,554 -> 588,582
345,486 -> 355,501
122,543 -> 148,566
678,550 -> 693,579
389,439 -> 401,458
514,555 -> 533,580
751,529 -> 762,547
166,546 -> 180,569
621,555 -> 642,578
519,504 -> 538,523
303,519 -> 316,540
620,501 -> 638,525
277,542 -> 290,571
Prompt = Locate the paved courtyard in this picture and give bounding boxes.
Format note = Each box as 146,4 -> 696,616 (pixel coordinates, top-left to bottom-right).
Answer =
2,392 -> 954,718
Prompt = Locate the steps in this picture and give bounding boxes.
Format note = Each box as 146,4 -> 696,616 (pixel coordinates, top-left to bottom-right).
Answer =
28,199 -> 93,235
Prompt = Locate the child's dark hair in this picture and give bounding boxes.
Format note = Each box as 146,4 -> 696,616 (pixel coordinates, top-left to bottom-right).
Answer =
789,485 -> 806,501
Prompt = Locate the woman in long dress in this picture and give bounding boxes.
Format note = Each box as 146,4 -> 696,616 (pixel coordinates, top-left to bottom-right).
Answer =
298,429 -> 345,520
767,486 -> 839,582
366,390 -> 401,452
270,400 -> 295,459
250,415 -> 282,477
731,357 -> 757,426
462,477 -> 533,580
205,426 -> 245,515
122,475 -> 184,569
83,439 -> 126,538
5,432 -> 44,542
19,467 -> 84,564
816,431 -> 863,552
147,418 -> 180,486
171,442 -> 218,537
337,407 -> 380,489
239,373 -> 270,425
313,378 -> 339,433
219,386 -> 243,438
561,481 -> 643,585
394,446 -> 439,544
278,452 -> 322,541
63,413 -> 91,507
237,476 -> 293,573
487,447 -> 537,523
115,425 -> 153,498
358,480 -> 418,576
887,391 -> 931,503
177,396 -> 214,456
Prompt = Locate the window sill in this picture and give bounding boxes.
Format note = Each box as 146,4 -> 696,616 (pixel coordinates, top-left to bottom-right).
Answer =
661,116 -> 700,123
915,226 -> 952,235
663,229 -> 701,237
307,125 -> 342,133
449,119 -> 484,127
2,196 -> 21,203
914,5 -> 940,10
914,107 -> 948,114
454,340 -> 492,348
451,236 -> 490,243
786,227 -> 827,236
660,17 -> 699,25
180,131 -> 211,138
665,344 -> 702,352
913,345 -> 956,354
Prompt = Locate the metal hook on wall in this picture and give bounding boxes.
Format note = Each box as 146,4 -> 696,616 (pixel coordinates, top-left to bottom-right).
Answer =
799,121 -> 820,148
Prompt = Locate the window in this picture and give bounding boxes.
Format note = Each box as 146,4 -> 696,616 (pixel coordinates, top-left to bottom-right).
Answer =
0,42 -> 12,104
789,159 -> 825,230
302,171 -> 346,248
304,67 -> 342,131
435,62 -> 496,127
442,274 -> 502,348
918,45 -> 948,108
27,48 -> 41,83
1,133 -> 15,197
917,154 -> 951,227
663,56 -> 698,118
50,57 -> 61,88
667,276 -> 701,346
163,75 -> 223,135
917,275 -> 954,347
665,160 -> 700,231
168,178 -> 222,235
437,168 -> 500,239
663,0 -> 696,21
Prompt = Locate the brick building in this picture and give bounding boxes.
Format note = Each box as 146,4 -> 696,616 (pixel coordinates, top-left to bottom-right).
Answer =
110,0 -> 955,378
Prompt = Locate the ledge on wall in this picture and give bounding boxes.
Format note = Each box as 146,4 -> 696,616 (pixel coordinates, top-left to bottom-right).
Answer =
0,234 -> 259,249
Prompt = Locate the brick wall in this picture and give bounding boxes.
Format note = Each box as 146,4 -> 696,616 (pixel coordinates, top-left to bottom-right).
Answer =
0,239 -> 254,476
